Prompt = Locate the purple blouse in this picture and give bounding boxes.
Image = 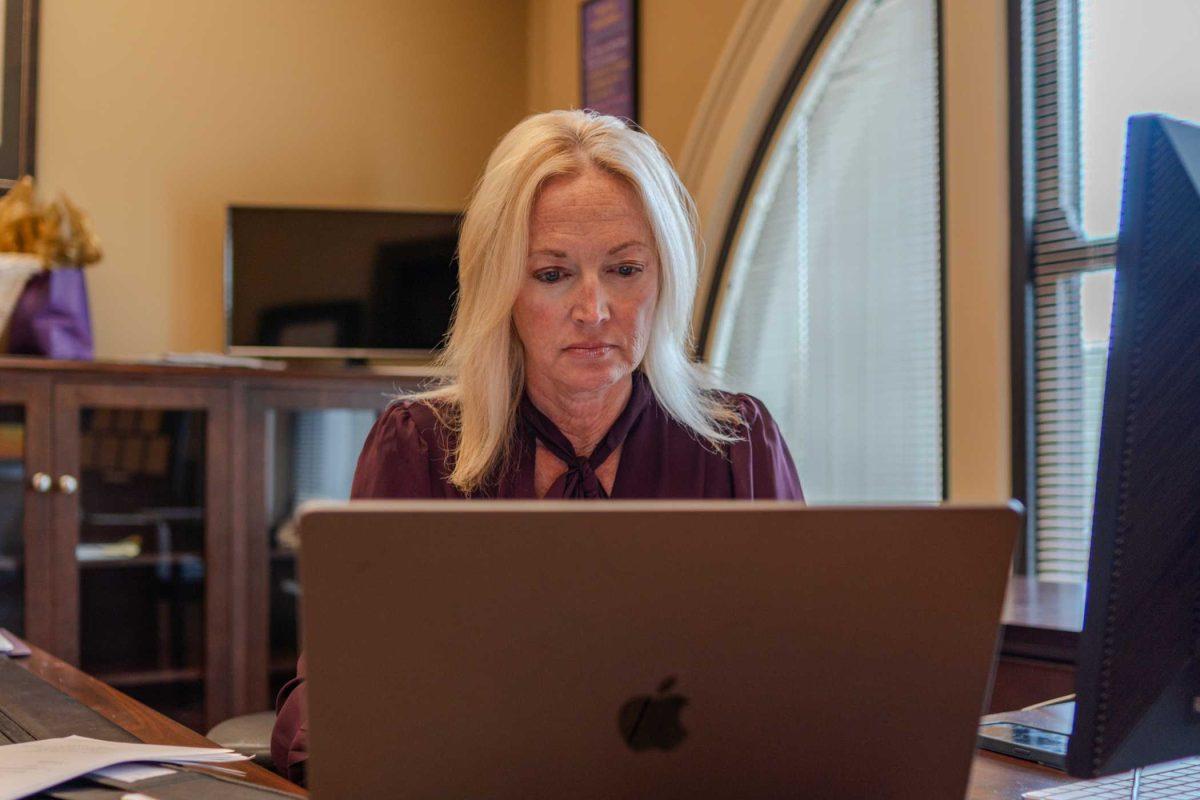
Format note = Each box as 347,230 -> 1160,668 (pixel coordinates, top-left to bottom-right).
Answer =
271,374 -> 802,782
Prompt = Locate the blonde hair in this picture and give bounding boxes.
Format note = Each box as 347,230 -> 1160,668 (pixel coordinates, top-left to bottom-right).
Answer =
418,109 -> 741,492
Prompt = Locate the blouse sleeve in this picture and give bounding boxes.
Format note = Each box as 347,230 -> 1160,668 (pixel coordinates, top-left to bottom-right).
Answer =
349,401 -> 438,499
270,654 -> 309,785
728,394 -> 805,500
271,401 -> 439,783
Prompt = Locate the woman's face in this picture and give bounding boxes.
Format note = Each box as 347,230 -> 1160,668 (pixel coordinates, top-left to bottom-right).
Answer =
514,167 -> 659,397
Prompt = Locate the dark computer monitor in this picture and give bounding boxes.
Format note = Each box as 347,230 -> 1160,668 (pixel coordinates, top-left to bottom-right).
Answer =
1067,114 -> 1200,778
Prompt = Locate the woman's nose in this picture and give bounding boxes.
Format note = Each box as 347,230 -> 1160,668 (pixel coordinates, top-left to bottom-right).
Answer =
570,277 -> 610,325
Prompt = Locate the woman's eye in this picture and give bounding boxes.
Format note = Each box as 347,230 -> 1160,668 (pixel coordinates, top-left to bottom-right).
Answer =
615,263 -> 642,277
536,269 -> 564,283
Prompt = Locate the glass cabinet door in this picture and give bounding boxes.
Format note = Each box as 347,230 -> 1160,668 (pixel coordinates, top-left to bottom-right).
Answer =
0,404 -> 31,638
0,378 -> 52,646
53,384 -> 230,732
243,387 -> 392,713
265,407 -> 378,699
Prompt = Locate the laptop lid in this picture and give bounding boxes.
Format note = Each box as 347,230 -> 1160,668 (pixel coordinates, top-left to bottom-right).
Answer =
299,501 -> 1018,798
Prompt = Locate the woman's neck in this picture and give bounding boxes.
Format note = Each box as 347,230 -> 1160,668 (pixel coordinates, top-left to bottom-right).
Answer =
524,373 -> 633,457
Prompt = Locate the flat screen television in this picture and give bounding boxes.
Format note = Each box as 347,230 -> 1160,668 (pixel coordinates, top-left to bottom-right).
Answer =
225,205 -> 461,359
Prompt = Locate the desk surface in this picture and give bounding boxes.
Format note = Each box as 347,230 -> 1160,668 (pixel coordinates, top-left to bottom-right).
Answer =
11,580 -> 1083,800
12,642 -> 307,797
968,751 -> 1071,798
1002,576 -> 1085,633
1000,576 -> 1084,663
13,642 -> 1069,800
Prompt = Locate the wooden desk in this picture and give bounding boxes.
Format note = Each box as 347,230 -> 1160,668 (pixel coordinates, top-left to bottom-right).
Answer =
11,642 -> 306,797
9,577 -> 1086,799
968,751 -> 1070,798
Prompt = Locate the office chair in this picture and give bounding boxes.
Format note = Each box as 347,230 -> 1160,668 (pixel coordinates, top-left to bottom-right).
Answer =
206,711 -> 276,769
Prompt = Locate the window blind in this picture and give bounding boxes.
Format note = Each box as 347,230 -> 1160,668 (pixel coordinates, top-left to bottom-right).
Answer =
286,409 -> 378,506
1024,0 -> 1200,581
710,0 -> 942,504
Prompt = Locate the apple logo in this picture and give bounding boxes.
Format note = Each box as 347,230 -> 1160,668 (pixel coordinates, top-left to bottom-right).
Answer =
618,676 -> 688,751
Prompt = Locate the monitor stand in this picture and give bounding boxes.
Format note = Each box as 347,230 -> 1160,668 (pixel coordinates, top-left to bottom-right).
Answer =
1130,767 -> 1144,799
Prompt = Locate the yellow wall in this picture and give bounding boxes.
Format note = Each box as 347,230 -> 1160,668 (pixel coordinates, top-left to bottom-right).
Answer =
38,0 -> 528,358
526,0 -> 748,162
34,0 -> 777,356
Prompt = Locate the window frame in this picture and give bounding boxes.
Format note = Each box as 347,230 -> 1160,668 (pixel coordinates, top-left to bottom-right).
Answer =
696,0 -> 948,503
1010,0 -> 1128,576
1009,0 -> 1035,574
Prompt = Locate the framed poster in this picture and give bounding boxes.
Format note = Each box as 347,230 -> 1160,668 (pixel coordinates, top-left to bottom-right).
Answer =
0,0 -> 37,192
580,0 -> 638,122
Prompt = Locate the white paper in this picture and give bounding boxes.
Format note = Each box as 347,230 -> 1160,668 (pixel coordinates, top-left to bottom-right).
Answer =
0,735 -> 250,800
0,632 -> 12,653
89,762 -> 176,782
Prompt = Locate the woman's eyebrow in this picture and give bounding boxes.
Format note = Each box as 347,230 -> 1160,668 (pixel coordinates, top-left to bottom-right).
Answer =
530,248 -> 569,257
608,240 -> 649,255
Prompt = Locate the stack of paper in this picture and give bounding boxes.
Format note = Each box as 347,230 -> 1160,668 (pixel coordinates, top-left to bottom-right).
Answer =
90,762 -> 178,782
0,735 -> 251,800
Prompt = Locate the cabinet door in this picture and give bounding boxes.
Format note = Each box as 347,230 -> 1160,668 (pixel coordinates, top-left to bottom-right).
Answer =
0,376 -> 53,647
52,382 -> 231,732
238,384 -> 401,714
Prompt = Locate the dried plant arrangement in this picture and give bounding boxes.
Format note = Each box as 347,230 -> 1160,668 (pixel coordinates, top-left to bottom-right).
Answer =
0,175 -> 102,267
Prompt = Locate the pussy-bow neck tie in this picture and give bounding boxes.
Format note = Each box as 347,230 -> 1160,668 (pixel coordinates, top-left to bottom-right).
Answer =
519,372 -> 651,498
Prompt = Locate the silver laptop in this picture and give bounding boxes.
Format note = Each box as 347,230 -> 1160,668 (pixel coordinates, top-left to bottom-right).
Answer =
298,501 -> 1018,798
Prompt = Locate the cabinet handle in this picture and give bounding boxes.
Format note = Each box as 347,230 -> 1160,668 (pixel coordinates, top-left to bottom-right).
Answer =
29,472 -> 53,493
57,474 -> 79,495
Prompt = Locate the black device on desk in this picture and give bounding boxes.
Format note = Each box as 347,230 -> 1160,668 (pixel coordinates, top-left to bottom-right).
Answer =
1066,113 -> 1200,779
980,114 -> 1200,782
979,719 -> 1068,770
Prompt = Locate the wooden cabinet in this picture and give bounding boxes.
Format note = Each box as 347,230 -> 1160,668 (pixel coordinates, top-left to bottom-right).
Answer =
0,358 -> 428,731
989,657 -> 1076,714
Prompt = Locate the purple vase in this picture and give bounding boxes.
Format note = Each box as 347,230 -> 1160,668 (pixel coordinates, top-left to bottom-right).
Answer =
8,267 -> 95,360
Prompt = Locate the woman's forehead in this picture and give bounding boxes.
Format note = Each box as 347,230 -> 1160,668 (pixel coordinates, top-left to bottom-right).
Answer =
530,168 -> 652,238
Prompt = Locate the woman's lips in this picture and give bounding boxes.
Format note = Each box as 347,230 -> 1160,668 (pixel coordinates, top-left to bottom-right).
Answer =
564,344 -> 615,358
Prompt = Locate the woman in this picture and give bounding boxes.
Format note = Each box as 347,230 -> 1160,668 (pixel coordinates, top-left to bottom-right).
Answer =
271,109 -> 802,783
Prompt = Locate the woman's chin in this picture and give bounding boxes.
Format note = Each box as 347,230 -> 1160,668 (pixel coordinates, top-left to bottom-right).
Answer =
553,360 -> 632,394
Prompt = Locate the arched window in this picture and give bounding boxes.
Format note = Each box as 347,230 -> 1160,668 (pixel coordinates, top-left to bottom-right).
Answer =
704,0 -> 943,504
